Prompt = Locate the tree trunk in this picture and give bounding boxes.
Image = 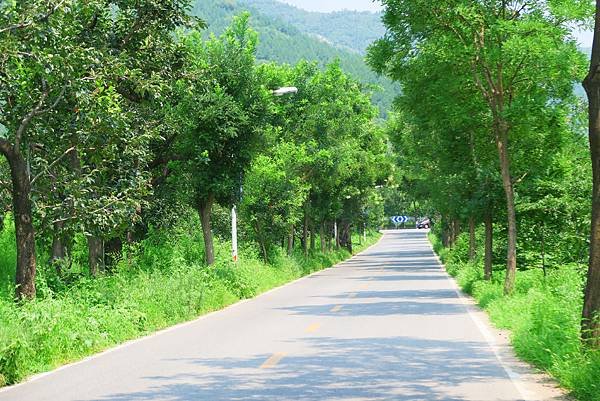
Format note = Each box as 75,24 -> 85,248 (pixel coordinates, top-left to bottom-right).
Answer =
51,221 -> 67,273
413,200 -> 418,229
6,152 -> 37,300
88,236 -> 104,277
541,222 -> 547,277
339,221 -> 352,253
287,224 -> 294,256
449,218 -> 460,247
441,217 -> 450,247
310,222 -> 316,251
320,221 -> 326,253
334,220 -> 340,249
484,212 -> 493,281
254,222 -> 268,264
198,194 -> 215,265
582,5 -> 600,345
468,216 -> 476,262
303,207 -> 309,257
494,119 -> 517,295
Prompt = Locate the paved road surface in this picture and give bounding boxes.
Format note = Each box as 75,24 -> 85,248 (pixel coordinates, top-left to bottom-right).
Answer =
0,230 -> 561,401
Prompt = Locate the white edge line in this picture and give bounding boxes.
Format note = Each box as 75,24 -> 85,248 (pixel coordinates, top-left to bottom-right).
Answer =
0,233 -> 384,394
425,236 -> 538,401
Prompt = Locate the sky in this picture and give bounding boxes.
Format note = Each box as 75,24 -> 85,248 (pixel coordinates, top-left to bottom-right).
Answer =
278,0 -> 593,47
279,0 -> 382,13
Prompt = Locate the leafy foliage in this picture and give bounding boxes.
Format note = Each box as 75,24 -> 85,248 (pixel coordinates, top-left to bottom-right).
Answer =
190,0 -> 400,117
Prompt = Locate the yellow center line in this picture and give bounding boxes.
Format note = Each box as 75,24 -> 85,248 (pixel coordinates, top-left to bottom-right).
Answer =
260,352 -> 286,369
305,323 -> 321,333
330,305 -> 343,313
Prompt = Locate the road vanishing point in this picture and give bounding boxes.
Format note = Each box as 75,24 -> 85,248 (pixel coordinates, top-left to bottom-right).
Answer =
0,230 -> 566,401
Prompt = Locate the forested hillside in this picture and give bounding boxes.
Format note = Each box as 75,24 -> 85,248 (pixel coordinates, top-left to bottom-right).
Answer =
241,0 -> 385,54
191,0 -> 398,116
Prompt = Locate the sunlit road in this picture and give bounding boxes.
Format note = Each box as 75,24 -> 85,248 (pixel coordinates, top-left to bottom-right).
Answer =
0,230 -> 559,401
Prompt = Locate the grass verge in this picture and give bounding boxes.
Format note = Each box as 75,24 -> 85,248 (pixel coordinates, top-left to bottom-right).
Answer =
429,231 -> 600,401
0,224 -> 381,387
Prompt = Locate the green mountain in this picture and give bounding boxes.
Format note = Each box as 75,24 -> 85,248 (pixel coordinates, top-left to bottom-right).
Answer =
191,0 -> 399,117
240,0 -> 385,55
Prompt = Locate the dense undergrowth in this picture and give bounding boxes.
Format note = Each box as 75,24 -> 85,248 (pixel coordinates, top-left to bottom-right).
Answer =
429,229 -> 600,401
0,218 -> 381,387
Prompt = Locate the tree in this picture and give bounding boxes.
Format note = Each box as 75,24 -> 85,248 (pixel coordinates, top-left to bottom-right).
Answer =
369,0 -> 587,293
241,142 -> 310,262
254,60 -> 389,255
0,0 -> 198,298
166,14 -> 270,265
583,0 -> 600,347
0,1 -> 92,299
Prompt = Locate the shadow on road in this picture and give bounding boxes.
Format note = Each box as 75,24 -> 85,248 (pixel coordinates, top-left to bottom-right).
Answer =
87,336 -> 511,401
325,289 -> 460,300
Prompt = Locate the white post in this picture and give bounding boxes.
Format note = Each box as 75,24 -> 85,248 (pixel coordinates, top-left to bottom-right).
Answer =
334,220 -> 338,247
232,206 -> 238,263
363,222 -> 367,243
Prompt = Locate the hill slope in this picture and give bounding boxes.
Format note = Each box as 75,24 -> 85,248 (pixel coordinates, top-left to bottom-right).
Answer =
191,0 -> 398,116
241,0 -> 385,54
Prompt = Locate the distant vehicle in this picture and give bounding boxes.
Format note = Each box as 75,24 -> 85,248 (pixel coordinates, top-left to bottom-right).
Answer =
416,218 -> 431,229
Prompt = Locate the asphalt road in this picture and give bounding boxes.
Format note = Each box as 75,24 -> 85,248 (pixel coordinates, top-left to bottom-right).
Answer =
0,230 -> 561,401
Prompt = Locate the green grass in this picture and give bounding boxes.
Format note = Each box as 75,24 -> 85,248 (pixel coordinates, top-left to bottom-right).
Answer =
0,221 -> 381,387
0,216 -> 16,299
429,231 -> 600,401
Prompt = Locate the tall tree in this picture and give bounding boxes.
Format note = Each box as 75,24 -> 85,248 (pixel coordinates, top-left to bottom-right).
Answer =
369,0 -> 587,293
166,14 -> 270,265
583,0 -> 600,347
241,142 -> 311,262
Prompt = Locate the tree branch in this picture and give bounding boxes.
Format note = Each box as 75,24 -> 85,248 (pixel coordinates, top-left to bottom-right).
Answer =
51,194 -> 127,225
513,172 -> 528,185
30,146 -> 76,186
14,83 -> 67,153
0,0 -> 68,34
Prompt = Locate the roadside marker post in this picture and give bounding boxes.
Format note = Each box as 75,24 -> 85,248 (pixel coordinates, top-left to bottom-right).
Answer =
334,221 -> 338,248
232,206 -> 238,263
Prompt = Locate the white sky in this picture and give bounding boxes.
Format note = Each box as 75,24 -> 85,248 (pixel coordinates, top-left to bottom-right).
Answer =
277,0 -> 594,47
278,0 -> 383,13
576,29 -> 594,48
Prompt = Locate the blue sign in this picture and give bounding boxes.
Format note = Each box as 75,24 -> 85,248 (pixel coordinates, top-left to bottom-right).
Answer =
391,216 -> 409,224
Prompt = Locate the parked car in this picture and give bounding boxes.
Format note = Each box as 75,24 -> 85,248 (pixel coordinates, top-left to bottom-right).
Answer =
416,218 -> 431,229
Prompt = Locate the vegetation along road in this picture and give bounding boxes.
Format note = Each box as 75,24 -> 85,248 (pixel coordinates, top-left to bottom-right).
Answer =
0,230 -> 565,401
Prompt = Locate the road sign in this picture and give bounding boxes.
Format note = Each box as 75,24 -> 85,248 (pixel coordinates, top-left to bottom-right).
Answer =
390,216 -> 409,225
